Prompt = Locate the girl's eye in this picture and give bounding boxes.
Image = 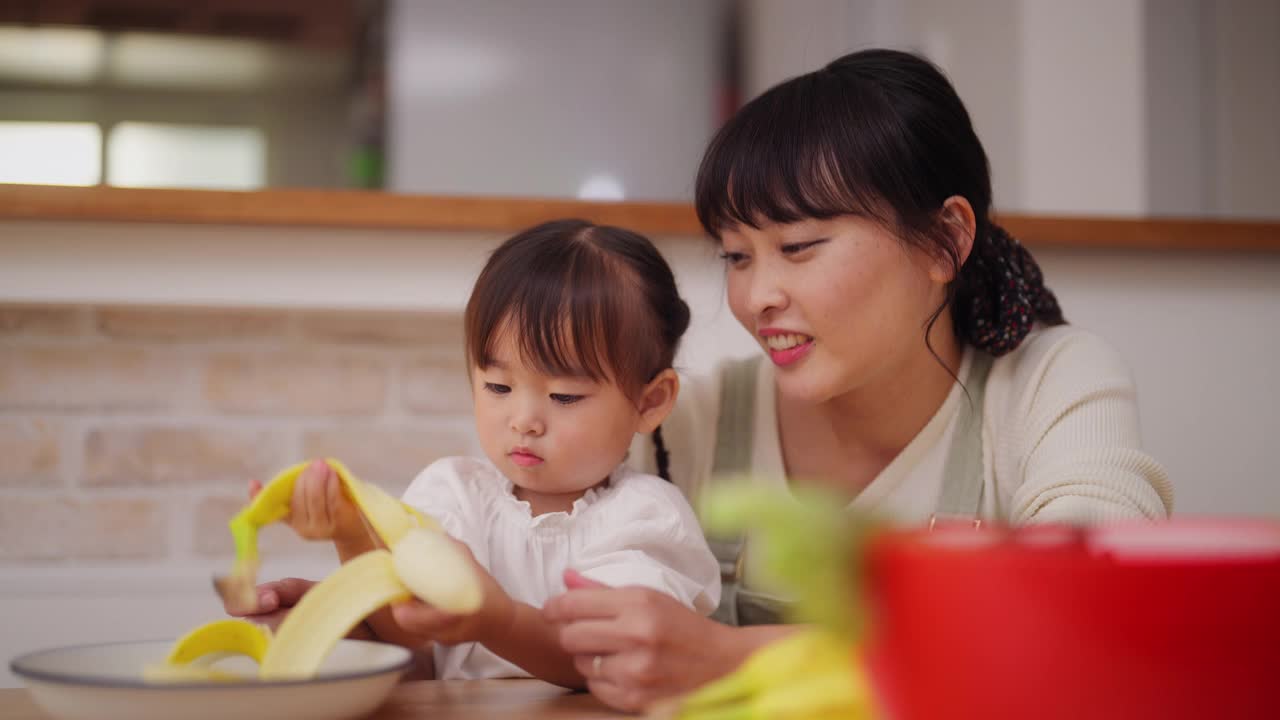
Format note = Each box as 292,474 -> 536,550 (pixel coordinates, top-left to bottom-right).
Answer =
718,250 -> 748,266
484,382 -> 511,395
550,393 -> 584,406
781,239 -> 827,256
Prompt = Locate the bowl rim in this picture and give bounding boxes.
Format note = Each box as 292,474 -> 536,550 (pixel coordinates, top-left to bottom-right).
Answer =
9,638 -> 413,690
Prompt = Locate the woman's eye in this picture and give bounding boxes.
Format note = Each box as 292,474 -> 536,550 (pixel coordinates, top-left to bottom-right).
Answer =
484,383 -> 511,395
718,250 -> 748,266
781,239 -> 827,256
550,393 -> 583,406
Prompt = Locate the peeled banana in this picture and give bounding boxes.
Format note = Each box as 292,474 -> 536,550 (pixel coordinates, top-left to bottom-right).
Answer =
155,458 -> 482,682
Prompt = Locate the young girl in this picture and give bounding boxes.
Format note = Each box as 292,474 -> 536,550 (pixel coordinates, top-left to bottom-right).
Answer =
545,48 -> 1175,711
233,219 -> 720,687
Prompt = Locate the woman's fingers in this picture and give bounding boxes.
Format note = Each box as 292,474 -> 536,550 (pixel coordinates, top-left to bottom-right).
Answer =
556,619 -> 635,655
543,587 -> 632,622
564,568 -> 610,590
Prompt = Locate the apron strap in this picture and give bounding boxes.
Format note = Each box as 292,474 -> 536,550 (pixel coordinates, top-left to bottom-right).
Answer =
931,351 -> 995,528
707,356 -> 760,626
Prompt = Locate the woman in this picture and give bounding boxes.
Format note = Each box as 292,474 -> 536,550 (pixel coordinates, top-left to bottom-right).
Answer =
540,48 -> 1172,711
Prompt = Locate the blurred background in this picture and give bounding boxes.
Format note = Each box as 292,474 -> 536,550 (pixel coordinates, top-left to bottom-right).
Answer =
1,0 -> 1278,687
2,0 -> 1278,216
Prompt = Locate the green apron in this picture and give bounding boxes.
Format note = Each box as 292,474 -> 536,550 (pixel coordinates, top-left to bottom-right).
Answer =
707,351 -> 995,626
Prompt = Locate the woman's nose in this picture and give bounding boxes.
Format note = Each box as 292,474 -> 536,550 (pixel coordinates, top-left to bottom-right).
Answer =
743,264 -> 788,317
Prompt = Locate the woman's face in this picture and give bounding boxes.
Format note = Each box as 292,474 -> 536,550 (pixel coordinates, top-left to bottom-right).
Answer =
719,215 -> 947,404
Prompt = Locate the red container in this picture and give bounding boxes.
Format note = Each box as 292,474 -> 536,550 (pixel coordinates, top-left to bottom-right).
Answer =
864,519 -> 1280,720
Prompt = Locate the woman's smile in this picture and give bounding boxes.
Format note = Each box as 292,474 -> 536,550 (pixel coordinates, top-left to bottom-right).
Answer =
760,329 -> 815,367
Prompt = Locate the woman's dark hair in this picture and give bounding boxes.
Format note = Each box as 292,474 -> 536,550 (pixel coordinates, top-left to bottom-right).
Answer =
694,48 -> 1064,359
464,219 -> 690,481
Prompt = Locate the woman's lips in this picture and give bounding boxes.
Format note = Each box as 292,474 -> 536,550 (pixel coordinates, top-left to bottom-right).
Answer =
509,450 -> 543,467
767,340 -> 814,366
760,331 -> 815,367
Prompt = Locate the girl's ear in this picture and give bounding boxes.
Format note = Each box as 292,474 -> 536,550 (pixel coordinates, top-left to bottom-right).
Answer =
929,195 -> 977,284
636,368 -> 680,433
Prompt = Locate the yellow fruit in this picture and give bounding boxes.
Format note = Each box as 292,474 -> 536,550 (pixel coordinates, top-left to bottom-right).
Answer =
392,528 -> 483,614
671,630 -> 875,720
259,550 -> 411,679
157,458 -> 483,682
219,458 -> 440,612
164,618 -> 272,666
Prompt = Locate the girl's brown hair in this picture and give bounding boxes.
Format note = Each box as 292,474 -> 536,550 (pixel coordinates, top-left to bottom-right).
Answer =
464,219 -> 690,480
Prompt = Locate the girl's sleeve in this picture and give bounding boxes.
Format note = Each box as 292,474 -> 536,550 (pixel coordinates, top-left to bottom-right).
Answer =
399,457 -> 484,554
573,477 -> 723,615
1002,329 -> 1175,524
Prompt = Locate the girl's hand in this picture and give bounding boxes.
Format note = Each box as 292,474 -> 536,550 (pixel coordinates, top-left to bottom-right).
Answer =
249,459 -> 369,545
384,539 -> 516,648
542,570 -> 746,712
222,577 -> 317,632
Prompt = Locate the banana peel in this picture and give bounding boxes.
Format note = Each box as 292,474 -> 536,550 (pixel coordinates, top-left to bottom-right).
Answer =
652,629 -> 876,720
155,459 -> 481,682
652,482 -> 884,719
214,458 -> 439,612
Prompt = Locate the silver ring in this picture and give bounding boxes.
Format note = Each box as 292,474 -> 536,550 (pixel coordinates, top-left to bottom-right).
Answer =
591,654 -> 603,677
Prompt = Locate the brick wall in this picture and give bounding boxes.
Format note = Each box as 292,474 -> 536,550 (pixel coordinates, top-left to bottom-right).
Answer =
0,303 -> 479,567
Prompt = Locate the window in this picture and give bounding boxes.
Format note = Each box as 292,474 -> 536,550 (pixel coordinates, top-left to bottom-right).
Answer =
0,122 -> 101,186
107,123 -> 265,190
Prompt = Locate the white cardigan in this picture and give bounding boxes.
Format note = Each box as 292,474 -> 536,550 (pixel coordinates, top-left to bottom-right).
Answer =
630,325 -> 1174,527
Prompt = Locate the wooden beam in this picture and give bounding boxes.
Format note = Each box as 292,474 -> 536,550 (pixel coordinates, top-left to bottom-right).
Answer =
2,184 -> 1278,252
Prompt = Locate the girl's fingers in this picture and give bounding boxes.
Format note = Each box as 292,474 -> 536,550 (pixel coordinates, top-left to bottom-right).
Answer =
302,461 -> 329,532
556,619 -> 635,655
391,601 -> 464,639
247,478 -> 263,500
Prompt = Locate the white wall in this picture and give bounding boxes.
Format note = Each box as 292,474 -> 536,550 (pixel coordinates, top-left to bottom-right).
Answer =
386,0 -> 727,202
738,0 -> 1280,219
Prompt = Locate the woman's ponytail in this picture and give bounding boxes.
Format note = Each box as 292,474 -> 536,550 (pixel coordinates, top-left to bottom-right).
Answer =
952,223 -> 1065,356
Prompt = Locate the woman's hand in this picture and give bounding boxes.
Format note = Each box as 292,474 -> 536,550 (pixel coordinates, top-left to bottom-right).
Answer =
249,459 -> 370,545
542,570 -> 749,712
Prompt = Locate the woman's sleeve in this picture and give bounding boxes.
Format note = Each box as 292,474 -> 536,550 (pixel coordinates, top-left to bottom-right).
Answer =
1003,330 -> 1175,524
573,478 -> 723,615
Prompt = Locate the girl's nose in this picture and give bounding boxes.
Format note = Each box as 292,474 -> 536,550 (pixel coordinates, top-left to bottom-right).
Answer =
510,407 -> 545,437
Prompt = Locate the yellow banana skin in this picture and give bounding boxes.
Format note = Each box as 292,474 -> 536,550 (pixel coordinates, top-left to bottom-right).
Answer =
259,549 -> 411,679
217,458 -> 438,612
662,630 -> 875,720
164,618 -> 273,666
159,458 -> 481,682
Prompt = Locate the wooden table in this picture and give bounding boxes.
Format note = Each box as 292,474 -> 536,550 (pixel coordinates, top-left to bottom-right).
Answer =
0,680 -> 628,720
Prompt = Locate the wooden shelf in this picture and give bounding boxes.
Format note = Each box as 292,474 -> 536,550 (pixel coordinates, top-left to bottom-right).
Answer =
2,184 -> 1278,252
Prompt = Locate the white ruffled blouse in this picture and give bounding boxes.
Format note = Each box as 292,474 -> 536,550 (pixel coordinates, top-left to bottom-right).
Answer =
399,456 -> 721,680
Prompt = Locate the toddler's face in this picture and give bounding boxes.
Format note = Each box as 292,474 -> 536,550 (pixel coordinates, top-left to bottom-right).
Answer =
470,329 -> 643,511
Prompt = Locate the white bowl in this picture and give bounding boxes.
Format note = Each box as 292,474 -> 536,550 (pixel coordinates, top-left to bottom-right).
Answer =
10,639 -> 412,720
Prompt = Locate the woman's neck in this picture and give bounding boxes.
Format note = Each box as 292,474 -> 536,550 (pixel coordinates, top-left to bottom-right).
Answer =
780,322 -> 964,499
827,327 -> 963,457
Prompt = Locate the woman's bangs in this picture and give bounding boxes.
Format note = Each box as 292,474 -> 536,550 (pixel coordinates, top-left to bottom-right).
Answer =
695,77 -> 887,238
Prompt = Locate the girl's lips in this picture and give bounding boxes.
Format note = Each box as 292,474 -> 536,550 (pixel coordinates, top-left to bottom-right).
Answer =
767,339 -> 814,367
509,451 -> 543,467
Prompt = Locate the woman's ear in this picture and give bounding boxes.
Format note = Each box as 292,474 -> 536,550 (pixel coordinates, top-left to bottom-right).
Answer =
929,195 -> 977,284
636,368 -> 680,433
